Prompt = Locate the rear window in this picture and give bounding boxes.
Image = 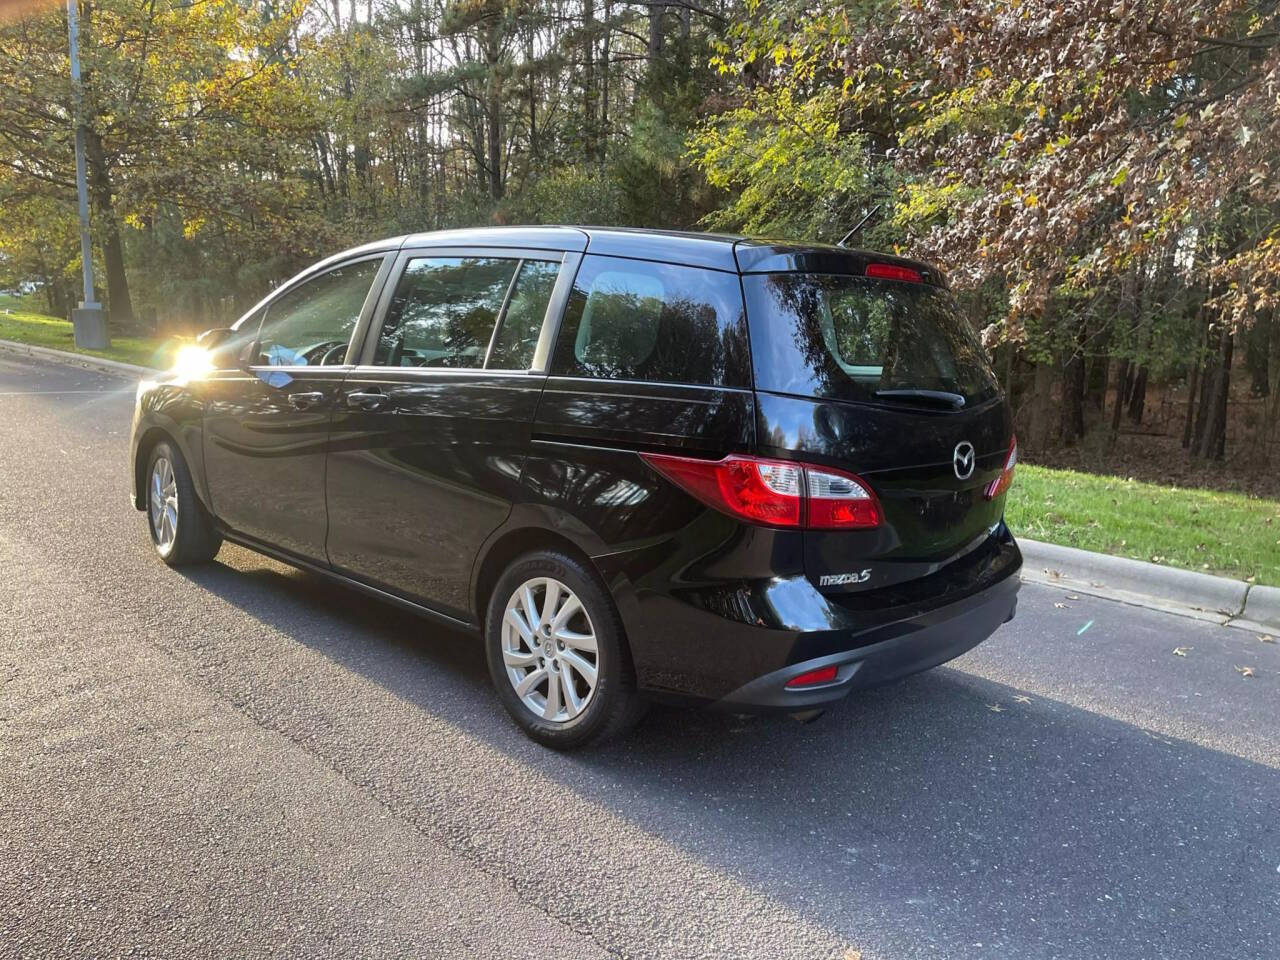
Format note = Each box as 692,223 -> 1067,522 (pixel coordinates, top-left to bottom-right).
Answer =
552,255 -> 750,388
744,273 -> 1000,407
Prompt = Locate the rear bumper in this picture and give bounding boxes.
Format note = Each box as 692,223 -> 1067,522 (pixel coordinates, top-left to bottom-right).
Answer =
605,529 -> 1021,710
715,572 -> 1018,711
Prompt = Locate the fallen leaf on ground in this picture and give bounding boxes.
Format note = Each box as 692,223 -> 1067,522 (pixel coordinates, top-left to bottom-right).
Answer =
986,703 -> 1004,712
1173,646 -> 1192,657
1259,635 -> 1276,644
1054,601 -> 1070,609
1013,695 -> 1032,704
1236,665 -> 1255,678
1067,594 -> 1080,600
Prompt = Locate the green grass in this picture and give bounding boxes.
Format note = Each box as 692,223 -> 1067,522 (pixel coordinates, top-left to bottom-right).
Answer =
1008,464 -> 1280,586
0,309 -> 175,369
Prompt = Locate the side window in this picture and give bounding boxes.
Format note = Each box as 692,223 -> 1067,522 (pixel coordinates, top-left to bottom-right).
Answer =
374,257 -> 517,367
551,255 -> 750,387
256,259 -> 382,367
487,259 -> 560,369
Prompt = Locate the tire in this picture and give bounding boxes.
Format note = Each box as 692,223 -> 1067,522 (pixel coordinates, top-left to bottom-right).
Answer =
485,550 -> 647,749
145,440 -> 222,566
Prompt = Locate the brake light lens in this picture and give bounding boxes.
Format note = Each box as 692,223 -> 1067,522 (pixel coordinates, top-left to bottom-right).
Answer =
639,453 -> 881,529
865,262 -> 923,283
805,466 -> 882,529
786,664 -> 839,688
985,434 -> 1017,500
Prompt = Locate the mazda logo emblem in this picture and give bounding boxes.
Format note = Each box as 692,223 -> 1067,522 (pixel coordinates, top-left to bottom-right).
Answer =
953,441 -> 976,480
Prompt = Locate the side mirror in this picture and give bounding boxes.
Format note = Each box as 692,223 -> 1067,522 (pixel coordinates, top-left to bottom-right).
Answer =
194,327 -> 248,371
196,327 -> 233,350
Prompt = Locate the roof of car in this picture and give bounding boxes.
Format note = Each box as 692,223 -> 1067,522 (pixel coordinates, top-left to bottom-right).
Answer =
379,226 -> 944,283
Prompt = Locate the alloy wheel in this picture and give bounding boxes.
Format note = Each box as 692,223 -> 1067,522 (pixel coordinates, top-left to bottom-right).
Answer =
149,456 -> 179,554
501,577 -> 599,723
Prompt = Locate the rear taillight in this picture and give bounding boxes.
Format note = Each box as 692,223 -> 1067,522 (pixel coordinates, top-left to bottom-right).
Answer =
985,434 -> 1017,500
639,453 -> 881,530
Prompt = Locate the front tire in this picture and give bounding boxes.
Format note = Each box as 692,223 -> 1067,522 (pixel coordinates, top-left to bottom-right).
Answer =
146,440 -> 222,566
485,550 -> 646,749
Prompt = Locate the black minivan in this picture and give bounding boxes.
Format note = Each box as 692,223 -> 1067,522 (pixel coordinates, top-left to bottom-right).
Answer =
129,227 -> 1021,748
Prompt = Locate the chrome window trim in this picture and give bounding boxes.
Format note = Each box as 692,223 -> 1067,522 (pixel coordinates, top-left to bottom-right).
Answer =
542,374 -> 753,395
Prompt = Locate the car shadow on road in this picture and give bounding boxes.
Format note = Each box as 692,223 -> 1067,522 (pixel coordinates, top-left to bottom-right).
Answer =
178,549 -> 1280,958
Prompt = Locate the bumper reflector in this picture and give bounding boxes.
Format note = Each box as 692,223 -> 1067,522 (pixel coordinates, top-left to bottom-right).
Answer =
785,664 -> 839,688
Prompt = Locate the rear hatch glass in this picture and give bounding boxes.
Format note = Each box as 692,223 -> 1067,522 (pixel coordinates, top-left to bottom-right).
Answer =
744,272 -> 1012,593
745,273 -> 999,409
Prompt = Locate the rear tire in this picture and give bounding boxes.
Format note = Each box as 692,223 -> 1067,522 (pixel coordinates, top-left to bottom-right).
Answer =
485,550 -> 646,749
146,440 -> 222,566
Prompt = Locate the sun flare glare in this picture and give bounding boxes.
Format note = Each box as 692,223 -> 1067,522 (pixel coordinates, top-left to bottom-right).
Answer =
172,344 -> 214,379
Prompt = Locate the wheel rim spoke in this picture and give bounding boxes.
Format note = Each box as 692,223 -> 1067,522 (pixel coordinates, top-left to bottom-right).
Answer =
505,608 -> 534,645
515,667 -> 547,698
542,666 -> 562,720
559,648 -> 597,688
502,648 -> 538,668
540,580 -> 561,627
519,585 -> 540,631
555,626 -> 596,653
501,576 -> 600,725
549,596 -> 581,634
559,661 -> 583,717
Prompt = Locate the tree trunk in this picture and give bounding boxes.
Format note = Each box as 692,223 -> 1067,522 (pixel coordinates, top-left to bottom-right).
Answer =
83,126 -> 134,329
484,28 -> 503,201
1028,361 -> 1055,452
599,0 -> 611,165
1127,365 -> 1148,424
648,3 -> 665,62
1060,324 -> 1086,444
1193,324 -> 1233,461
1110,358 -> 1129,435
582,0 -> 597,160
1181,357 -> 1200,449
1110,263 -> 1140,439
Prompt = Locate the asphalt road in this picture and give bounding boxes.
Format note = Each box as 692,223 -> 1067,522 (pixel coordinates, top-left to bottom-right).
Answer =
1,352 -> 1277,960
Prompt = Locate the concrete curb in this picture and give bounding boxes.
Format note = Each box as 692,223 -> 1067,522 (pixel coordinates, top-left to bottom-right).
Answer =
1019,538 -> 1276,633
0,338 -> 158,377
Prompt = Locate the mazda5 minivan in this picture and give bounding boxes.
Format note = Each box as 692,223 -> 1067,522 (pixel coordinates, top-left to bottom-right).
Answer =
130,226 -> 1021,748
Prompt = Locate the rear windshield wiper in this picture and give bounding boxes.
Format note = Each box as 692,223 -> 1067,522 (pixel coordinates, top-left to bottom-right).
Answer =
874,388 -> 966,409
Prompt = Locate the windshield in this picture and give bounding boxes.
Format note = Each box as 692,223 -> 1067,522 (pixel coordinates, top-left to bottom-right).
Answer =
744,273 -> 1000,407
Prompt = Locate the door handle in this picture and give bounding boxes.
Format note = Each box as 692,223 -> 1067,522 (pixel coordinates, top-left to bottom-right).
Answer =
286,391 -> 326,410
346,389 -> 389,412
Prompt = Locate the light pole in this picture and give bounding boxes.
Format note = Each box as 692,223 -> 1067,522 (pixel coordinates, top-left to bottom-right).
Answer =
67,0 -> 108,349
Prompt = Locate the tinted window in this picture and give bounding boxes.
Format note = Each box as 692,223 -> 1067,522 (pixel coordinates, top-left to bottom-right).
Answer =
375,257 -> 517,367
744,274 -> 1000,406
255,259 -> 382,366
552,255 -> 749,387
487,259 -> 560,369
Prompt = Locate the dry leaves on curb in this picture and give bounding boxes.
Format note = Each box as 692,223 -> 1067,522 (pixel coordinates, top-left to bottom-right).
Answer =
1259,635 -> 1276,644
